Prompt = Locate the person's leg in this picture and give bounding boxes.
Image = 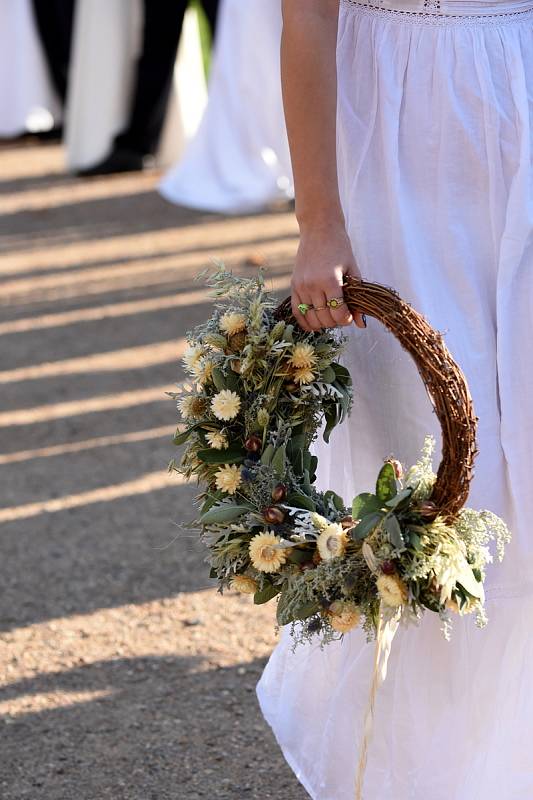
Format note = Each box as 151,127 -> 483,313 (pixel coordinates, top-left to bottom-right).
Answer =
31,0 -> 75,103
200,0 -> 220,37
114,0 -> 188,157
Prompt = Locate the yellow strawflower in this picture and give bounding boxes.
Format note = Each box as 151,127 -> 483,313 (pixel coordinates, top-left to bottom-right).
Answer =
289,342 -> 316,369
329,601 -> 361,633
214,464 -> 242,495
376,574 -> 409,607
231,575 -> 258,594
206,431 -> 228,450
249,532 -> 287,573
293,367 -> 315,385
211,390 -> 241,421
219,312 -> 247,336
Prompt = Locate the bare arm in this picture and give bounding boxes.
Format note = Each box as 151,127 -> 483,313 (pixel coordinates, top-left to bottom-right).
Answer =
281,0 -> 364,331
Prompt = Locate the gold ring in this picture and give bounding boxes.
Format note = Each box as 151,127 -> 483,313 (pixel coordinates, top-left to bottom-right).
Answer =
326,297 -> 345,310
297,303 -> 313,316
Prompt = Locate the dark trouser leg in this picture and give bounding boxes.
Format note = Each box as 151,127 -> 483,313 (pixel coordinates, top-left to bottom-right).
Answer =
114,1 -> 188,157
200,0 -> 220,37
31,0 -> 75,104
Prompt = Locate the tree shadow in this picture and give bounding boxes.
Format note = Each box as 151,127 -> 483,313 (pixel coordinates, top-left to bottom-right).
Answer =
0,655 -> 307,800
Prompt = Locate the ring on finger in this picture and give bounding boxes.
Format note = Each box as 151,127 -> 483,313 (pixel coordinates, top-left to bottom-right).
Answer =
297,302 -> 313,316
326,297 -> 345,310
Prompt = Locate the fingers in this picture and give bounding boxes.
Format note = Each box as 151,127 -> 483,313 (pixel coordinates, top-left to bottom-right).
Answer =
291,289 -> 313,332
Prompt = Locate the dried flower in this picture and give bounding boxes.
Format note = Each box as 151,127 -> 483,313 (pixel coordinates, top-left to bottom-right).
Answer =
376,574 -> 409,607
219,312 -> 247,336
182,344 -> 204,372
317,524 -> 348,561
289,343 -> 316,370
231,574 -> 258,594
192,358 -> 214,385
206,431 -> 228,450
215,464 -> 242,495
293,367 -> 315,385
178,395 -> 207,419
329,601 -> 361,633
211,390 -> 241,421
249,532 -> 287,572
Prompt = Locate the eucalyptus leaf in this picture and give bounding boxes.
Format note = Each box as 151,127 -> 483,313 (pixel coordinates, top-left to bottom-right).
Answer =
200,504 -> 252,525
197,447 -> 245,465
324,490 -> 345,512
253,583 -> 280,605
352,492 -> 382,519
384,514 -> 405,550
173,424 -> 202,446
271,444 -> 287,477
376,462 -> 398,502
351,511 -> 384,541
321,366 -> 336,384
385,487 -> 413,510
260,444 -> 275,466
286,493 -> 316,512
212,367 -> 227,391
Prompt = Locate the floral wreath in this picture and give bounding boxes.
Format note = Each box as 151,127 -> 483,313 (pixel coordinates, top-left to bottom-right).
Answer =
170,268 -> 510,648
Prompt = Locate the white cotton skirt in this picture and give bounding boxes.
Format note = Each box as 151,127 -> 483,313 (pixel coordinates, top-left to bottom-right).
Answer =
257,2 -> 533,798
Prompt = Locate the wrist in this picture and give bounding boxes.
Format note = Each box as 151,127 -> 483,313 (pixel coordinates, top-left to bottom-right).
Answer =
295,205 -> 346,237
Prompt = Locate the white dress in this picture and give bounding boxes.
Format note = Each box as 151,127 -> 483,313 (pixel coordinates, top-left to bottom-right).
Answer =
65,1 -> 206,171
257,2 -> 533,798
0,0 -> 60,137
159,0 -> 293,215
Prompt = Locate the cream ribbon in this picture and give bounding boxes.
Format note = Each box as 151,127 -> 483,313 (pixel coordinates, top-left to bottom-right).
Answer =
355,604 -> 402,800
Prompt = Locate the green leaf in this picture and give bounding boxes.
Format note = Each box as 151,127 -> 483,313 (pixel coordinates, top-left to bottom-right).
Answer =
212,367 -> 227,391
286,493 -> 316,512
253,583 -> 280,605
324,490 -> 345,512
260,443 -> 275,466
209,567 -> 218,579
385,487 -> 413,510
276,594 -> 319,626
271,444 -> 287,477
352,493 -> 382,519
320,366 -> 336,384
224,370 -> 240,392
200,504 -> 252,525
282,325 -> 294,343
323,406 -> 339,443
332,362 -> 352,383
173,424 -> 201,446
407,530 -> 422,551
309,455 -> 318,483
200,491 -> 224,515
286,549 -> 313,565
384,514 -> 405,550
197,447 -> 245,464
351,511 -> 384,541
376,462 -> 398,503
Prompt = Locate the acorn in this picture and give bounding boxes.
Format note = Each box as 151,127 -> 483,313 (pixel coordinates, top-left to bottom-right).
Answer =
244,434 -> 262,453
263,506 -> 285,525
381,560 -> 396,575
417,500 -> 438,519
271,483 -> 287,503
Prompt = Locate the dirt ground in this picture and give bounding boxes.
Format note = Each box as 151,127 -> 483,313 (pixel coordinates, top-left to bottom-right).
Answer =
0,140 -> 309,800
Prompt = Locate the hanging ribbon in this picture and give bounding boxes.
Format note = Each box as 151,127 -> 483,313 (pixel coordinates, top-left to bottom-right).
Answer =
355,604 -> 402,800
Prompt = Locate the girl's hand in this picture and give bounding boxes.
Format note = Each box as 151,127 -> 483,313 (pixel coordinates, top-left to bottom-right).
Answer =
291,224 -> 366,331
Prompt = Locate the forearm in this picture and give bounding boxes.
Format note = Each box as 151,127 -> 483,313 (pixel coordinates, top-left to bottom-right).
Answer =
281,0 -> 343,233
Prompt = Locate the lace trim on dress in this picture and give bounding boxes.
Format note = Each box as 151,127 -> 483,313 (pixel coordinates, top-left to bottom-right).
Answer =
341,0 -> 533,25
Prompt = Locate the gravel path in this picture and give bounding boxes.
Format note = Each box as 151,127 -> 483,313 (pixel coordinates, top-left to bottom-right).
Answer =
0,141 -> 308,800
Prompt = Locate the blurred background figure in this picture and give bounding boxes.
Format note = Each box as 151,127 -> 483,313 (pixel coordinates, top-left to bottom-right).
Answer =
67,0 -> 218,176
159,0 -> 293,214
31,0 -> 75,108
0,0 -> 63,138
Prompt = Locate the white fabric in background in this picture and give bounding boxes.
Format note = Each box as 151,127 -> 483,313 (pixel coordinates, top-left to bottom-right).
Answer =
159,0 -> 294,215
0,0 -> 60,137
258,2 -> 533,798
65,1 -> 207,172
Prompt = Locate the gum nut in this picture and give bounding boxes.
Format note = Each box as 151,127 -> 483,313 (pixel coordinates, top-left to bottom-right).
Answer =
244,435 -> 262,453
381,560 -> 396,575
340,516 -> 354,529
271,484 -> 287,502
263,506 -> 285,525
418,500 -> 438,518
388,459 -> 403,480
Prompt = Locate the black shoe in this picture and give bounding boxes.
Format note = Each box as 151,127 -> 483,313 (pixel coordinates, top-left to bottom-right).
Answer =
77,147 -> 145,177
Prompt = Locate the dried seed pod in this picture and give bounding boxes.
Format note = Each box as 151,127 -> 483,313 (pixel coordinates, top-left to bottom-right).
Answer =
340,515 -> 355,530
381,560 -> 396,575
271,483 -> 287,503
244,435 -> 262,453
417,500 -> 438,518
228,331 -> 247,352
312,549 -> 322,566
387,458 -> 404,480
263,506 -> 285,525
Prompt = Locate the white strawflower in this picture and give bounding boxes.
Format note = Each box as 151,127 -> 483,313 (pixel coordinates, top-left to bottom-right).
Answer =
317,523 -> 348,561
211,390 -> 241,421
219,312 -> 247,336
178,395 -> 207,419
214,464 -> 242,495
206,431 -> 228,450
192,358 -> 214,385
182,344 -> 204,373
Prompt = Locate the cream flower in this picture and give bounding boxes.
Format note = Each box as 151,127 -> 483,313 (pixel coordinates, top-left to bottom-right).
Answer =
317,523 -> 348,561
329,601 -> 361,634
211,390 -> 241,421
289,342 -> 316,369
182,344 -> 204,373
178,395 -> 207,419
376,574 -> 409,607
293,367 -> 315,385
219,312 -> 247,336
192,358 -> 214,385
249,532 -> 287,573
214,464 -> 242,495
310,513 -> 330,532
231,574 -> 258,595
206,431 -> 228,450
